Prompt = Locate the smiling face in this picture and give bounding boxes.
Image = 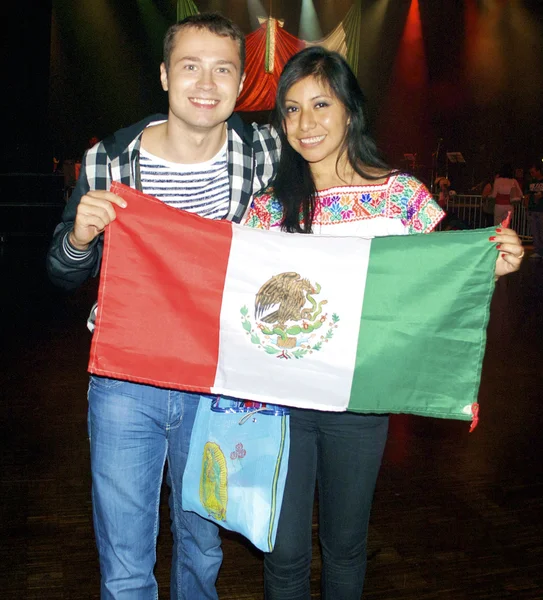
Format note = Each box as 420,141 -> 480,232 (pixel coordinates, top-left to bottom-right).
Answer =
283,75 -> 350,176
160,27 -> 245,135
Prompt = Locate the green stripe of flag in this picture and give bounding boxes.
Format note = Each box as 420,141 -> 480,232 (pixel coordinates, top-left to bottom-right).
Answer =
350,228 -> 497,420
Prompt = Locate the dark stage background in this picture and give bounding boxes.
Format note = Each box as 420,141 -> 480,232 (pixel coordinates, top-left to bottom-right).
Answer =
3,0 -> 543,193
1,4 -> 543,597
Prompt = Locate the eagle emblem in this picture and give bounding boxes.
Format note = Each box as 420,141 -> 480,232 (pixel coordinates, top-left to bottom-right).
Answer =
240,272 -> 340,359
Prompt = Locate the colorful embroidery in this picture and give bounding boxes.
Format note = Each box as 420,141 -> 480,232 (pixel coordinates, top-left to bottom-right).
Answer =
246,174 -> 444,234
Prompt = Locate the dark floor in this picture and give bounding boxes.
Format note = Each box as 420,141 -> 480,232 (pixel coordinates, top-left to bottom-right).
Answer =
1,236 -> 542,599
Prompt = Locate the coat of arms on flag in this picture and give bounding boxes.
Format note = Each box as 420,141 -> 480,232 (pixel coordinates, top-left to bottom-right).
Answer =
240,272 -> 340,360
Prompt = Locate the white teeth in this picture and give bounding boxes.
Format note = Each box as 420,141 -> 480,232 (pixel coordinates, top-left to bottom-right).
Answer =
191,98 -> 218,105
300,135 -> 325,144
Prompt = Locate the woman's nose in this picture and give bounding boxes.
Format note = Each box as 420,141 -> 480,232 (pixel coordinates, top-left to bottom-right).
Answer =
299,110 -> 316,131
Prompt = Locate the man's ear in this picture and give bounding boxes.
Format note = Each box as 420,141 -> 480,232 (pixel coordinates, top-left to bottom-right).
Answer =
160,62 -> 169,92
237,72 -> 246,97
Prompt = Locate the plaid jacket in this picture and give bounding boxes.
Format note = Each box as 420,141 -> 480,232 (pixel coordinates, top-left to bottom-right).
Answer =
46,113 -> 281,291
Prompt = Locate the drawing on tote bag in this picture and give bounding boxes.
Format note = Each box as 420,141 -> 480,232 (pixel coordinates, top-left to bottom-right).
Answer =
182,397 -> 290,552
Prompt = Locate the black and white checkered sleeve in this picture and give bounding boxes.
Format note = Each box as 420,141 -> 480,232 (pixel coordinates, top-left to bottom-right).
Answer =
251,124 -> 281,195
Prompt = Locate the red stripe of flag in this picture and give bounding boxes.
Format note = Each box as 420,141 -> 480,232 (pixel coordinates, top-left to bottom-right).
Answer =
88,182 -> 233,391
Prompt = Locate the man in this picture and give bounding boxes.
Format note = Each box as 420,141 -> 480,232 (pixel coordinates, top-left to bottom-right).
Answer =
434,176 -> 451,209
46,13 -> 280,599
527,163 -> 543,259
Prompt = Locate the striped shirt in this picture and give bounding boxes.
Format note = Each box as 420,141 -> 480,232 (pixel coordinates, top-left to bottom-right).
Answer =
47,113 -> 281,293
140,142 -> 229,220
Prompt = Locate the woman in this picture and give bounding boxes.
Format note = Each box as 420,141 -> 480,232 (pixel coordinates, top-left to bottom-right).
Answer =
490,162 -> 523,226
244,47 -> 524,600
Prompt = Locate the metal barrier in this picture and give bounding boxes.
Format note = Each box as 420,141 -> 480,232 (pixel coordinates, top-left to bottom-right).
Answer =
509,203 -> 533,242
436,194 -> 533,242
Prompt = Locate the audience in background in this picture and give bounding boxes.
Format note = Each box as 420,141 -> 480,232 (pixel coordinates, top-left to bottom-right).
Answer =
527,163 -> 543,259
480,173 -> 498,227
490,163 -> 523,226
514,167 -> 525,191
435,176 -> 452,209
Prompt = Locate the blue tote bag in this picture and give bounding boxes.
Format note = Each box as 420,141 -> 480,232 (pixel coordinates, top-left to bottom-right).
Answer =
182,397 -> 290,552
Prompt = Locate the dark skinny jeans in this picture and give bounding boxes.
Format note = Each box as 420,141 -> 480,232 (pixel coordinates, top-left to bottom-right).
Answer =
264,407 -> 389,600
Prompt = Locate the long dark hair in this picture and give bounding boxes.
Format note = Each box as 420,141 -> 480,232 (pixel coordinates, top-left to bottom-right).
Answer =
272,46 -> 392,233
497,162 -> 513,179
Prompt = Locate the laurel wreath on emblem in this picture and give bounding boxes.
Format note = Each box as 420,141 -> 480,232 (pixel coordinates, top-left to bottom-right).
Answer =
240,271 -> 340,360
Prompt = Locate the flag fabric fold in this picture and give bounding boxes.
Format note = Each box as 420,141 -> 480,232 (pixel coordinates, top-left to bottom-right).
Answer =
88,182 -> 497,423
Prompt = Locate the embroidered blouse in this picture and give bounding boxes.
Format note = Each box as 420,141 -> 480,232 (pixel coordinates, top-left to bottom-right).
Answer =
245,173 -> 444,237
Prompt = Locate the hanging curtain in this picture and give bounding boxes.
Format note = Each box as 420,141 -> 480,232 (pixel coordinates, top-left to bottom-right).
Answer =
305,1 -> 361,74
177,0 -> 198,21
235,18 -> 305,112
174,3 -> 362,112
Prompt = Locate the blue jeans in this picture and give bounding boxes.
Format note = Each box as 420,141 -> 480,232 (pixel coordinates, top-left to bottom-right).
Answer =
88,376 -> 222,599
264,408 -> 388,600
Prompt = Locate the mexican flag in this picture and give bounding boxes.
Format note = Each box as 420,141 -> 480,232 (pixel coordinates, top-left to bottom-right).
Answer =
88,183 -> 497,424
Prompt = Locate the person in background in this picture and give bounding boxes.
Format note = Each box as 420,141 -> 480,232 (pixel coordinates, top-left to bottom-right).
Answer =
526,163 -> 543,259
481,173 -> 498,227
435,175 -> 452,209
482,175 -> 496,201
87,135 -> 100,149
46,12 -> 280,599
244,46 -> 524,600
514,167 -> 525,191
490,162 -> 523,226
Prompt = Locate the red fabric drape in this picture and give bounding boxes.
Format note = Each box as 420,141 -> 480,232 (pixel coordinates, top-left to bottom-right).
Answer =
235,21 -> 305,112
